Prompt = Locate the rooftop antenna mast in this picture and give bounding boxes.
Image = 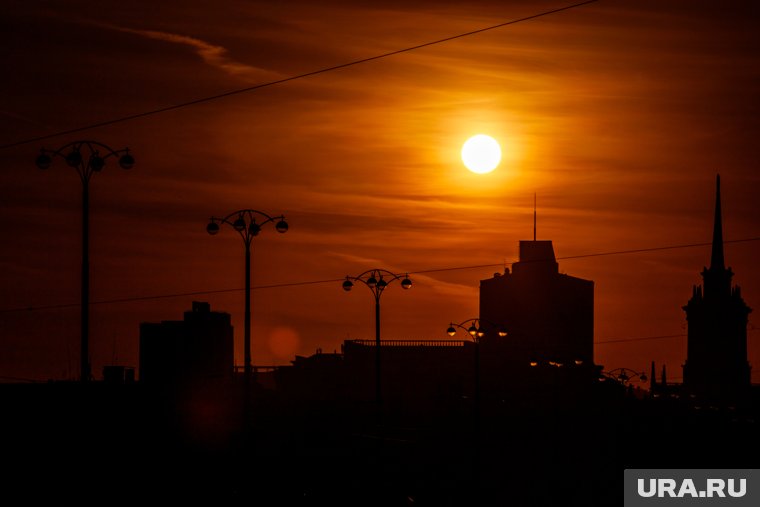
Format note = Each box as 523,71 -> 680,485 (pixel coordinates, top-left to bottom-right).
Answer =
533,193 -> 537,241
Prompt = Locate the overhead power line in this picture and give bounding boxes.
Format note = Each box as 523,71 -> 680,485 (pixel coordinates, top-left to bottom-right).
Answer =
558,237 -> 760,261
0,0 -> 599,149
595,333 -> 686,344
1,236 -> 758,314
596,327 -> 759,345
412,237 -> 760,276
0,277 -> 346,313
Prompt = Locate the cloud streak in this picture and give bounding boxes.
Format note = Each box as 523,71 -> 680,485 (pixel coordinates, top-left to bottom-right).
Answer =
98,22 -> 280,82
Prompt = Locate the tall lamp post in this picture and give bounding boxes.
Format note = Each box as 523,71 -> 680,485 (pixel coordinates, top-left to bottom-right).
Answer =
342,269 -> 412,411
35,141 -> 134,382
446,318 -> 507,424
206,209 -> 288,387
446,318 -> 506,503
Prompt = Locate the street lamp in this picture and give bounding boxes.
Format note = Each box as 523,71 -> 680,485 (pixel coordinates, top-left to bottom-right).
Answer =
600,368 -> 648,385
445,318 -> 507,417
342,269 -> 412,408
206,209 -> 288,385
447,318 -> 506,502
446,318 -> 507,339
35,140 -> 134,382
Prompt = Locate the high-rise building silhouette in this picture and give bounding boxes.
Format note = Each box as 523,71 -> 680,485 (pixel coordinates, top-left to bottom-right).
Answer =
479,239 -> 594,366
683,175 -> 752,402
139,301 -> 234,385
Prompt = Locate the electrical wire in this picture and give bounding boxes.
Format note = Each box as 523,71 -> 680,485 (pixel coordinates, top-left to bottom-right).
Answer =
595,333 -> 686,344
0,0 -> 599,149
596,328 -> 758,345
1,236 -> 758,314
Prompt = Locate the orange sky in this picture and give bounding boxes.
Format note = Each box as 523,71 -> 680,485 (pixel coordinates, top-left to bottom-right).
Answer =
1,0 -> 759,382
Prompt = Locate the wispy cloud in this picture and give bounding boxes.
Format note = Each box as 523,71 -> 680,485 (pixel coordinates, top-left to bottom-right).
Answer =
97,22 -> 280,82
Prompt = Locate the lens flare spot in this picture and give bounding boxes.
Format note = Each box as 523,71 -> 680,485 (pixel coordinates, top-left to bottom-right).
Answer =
268,326 -> 300,359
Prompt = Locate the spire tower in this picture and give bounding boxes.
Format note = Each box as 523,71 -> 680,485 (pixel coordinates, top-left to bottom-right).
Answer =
710,174 -> 725,271
682,175 -> 751,403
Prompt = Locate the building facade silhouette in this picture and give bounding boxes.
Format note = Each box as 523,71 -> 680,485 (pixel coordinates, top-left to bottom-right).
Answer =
479,239 -> 594,367
139,301 -> 234,385
682,175 -> 752,402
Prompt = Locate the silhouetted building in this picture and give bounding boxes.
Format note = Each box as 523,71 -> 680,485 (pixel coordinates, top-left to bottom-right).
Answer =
683,175 -> 752,402
276,340 -> 470,416
344,339 -> 471,413
276,349 -> 346,402
139,301 -> 234,385
480,239 -> 594,367
277,235 -> 600,413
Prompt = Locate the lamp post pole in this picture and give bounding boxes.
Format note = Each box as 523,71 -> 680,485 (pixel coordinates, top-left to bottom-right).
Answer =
446,319 -> 507,428
206,209 -> 288,388
446,318 -> 507,504
342,269 -> 412,415
35,141 -> 134,382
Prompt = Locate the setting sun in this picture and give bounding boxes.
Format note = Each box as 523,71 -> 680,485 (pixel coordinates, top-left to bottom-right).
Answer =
461,134 -> 501,174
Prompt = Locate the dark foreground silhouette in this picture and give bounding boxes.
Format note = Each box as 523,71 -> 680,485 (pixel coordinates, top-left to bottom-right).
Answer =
1,377 -> 757,506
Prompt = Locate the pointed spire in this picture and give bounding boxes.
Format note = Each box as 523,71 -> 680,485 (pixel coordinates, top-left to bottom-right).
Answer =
710,174 -> 725,270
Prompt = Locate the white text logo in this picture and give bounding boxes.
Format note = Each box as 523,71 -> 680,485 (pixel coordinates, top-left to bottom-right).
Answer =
637,478 -> 747,499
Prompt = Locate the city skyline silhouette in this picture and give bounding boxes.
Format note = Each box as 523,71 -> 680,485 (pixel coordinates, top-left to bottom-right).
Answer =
1,1 -> 759,385
1,180 -> 756,505
1,3 -> 760,502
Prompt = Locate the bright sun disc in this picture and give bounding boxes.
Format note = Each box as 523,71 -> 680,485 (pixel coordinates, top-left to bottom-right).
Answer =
461,134 -> 501,174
